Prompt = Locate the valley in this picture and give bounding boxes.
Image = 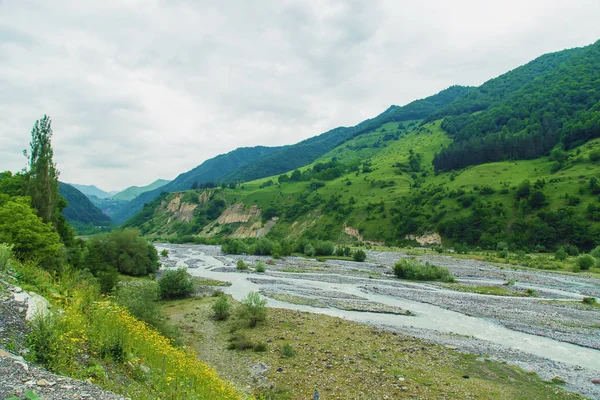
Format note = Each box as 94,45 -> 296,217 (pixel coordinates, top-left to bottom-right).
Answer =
157,243 -> 600,399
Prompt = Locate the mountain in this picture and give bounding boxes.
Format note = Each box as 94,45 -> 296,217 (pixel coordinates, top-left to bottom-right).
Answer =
58,182 -> 112,231
111,179 -> 171,201
124,40 -> 600,252
111,146 -> 283,223
113,86 -> 469,224
68,184 -> 116,199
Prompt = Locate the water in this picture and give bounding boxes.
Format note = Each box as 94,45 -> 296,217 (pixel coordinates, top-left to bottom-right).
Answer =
158,243 -> 600,371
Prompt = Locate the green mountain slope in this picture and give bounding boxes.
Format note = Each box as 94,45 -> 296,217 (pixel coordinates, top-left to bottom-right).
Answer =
58,182 -> 112,230
433,40 -> 600,170
124,40 -> 600,252
114,86 -> 468,224
68,183 -> 115,199
112,179 -> 170,201
112,146 -> 283,223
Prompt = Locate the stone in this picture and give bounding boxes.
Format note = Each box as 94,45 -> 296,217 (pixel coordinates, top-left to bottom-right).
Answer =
397,377 -> 405,382
462,375 -> 470,379
401,386 -> 408,391
592,379 -> 600,385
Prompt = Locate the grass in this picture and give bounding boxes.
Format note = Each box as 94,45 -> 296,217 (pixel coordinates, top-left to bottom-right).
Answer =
193,277 -> 232,287
5,253 -> 243,400
163,297 -> 582,400
444,284 -> 538,297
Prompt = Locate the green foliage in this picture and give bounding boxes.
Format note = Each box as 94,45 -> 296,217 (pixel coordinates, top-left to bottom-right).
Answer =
393,259 -> 455,282
158,268 -> 195,299
86,229 -> 158,277
238,291 -> 267,328
0,196 -> 64,269
554,248 -> 568,261
27,312 -> 58,367
116,280 -> 178,339
576,255 -> 595,270
160,249 -> 169,257
433,42 -> 600,171
353,249 -> 367,262
582,296 -> 597,305
281,343 -> 296,358
255,261 -> 266,273
212,295 -> 232,320
0,243 -> 14,270
236,259 -> 248,270
58,182 -> 111,229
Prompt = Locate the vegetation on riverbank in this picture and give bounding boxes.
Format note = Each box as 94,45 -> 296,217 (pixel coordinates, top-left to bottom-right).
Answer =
163,295 -> 582,400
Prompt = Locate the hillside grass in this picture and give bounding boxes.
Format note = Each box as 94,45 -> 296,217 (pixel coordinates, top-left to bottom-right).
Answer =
163,296 -> 582,400
1,255 -> 244,400
132,117 -> 600,257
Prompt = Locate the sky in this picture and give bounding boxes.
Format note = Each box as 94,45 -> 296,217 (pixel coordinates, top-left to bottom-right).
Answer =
1,1 -> 599,191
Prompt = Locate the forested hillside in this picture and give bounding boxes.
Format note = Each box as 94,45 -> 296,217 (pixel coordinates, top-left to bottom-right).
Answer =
114,86 -> 468,224
125,40 -> 600,253
433,41 -> 600,170
58,182 -> 112,231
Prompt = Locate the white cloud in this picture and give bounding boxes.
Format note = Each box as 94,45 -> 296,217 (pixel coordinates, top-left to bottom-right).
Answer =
0,0 -> 599,190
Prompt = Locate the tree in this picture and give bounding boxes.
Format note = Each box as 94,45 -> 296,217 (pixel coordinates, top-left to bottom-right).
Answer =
238,291 -> 267,327
158,268 -> 195,299
353,249 -> 367,262
212,295 -> 232,320
25,116 -> 60,225
0,196 -> 64,269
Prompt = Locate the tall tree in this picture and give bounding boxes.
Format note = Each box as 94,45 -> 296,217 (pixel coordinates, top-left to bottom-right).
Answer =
25,115 -> 60,225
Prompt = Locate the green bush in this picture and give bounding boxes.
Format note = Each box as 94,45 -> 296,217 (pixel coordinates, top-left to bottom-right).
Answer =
86,229 -> 158,277
27,312 -> 58,367
314,241 -> 334,256
303,244 -> 316,257
582,297 -> 597,305
116,280 -> 178,339
158,268 -> 194,299
0,242 -> 14,270
590,245 -> 600,259
281,343 -> 296,358
253,342 -> 268,352
255,261 -> 266,273
236,259 -> 248,270
393,259 -> 455,282
577,255 -> 595,270
555,248 -> 568,261
353,249 -> 367,262
160,249 -> 169,257
238,291 -> 267,328
212,295 -> 232,320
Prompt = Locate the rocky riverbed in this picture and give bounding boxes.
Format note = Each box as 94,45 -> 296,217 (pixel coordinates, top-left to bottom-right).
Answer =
157,243 -> 600,399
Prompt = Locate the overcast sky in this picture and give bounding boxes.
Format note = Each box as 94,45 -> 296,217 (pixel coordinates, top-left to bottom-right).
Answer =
1,0 -> 599,191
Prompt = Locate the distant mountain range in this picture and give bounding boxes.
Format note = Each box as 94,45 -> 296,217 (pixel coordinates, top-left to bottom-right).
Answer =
111,179 -> 170,201
68,184 -> 117,199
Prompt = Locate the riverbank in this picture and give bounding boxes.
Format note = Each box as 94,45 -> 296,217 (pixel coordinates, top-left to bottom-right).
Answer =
157,243 -> 600,399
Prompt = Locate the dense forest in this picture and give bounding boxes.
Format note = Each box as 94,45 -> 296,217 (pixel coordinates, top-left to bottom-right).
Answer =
433,41 -> 600,171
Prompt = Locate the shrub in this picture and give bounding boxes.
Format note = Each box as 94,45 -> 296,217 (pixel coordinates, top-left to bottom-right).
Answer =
577,255 -> 595,270
160,249 -> 169,257
393,259 -> 455,282
227,334 -> 254,350
236,259 -> 248,270
27,312 -> 58,367
582,297 -> 597,305
86,229 -> 158,276
314,241 -> 334,256
303,244 -> 316,257
0,242 -> 14,270
353,249 -> 367,262
281,343 -> 296,358
116,281 -> 178,339
562,245 -> 579,256
253,342 -> 268,352
255,261 -> 266,273
590,245 -> 600,259
238,291 -> 267,328
158,268 -> 194,299
555,248 -> 568,261
212,295 -> 232,320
